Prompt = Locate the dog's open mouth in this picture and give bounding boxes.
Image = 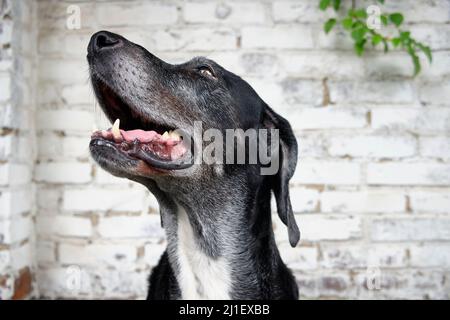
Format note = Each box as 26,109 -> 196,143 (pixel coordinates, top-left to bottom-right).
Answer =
92,119 -> 186,159
90,81 -> 192,171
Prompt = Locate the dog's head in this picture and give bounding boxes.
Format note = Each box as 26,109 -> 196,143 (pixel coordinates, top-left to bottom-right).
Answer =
87,31 -> 300,246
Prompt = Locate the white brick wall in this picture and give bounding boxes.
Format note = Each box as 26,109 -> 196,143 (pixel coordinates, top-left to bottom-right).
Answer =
0,0 -> 38,299
0,0 -> 448,299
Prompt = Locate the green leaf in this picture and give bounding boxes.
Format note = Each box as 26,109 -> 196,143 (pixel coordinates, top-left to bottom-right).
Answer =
418,43 -> 432,63
391,37 -> 402,47
372,34 -> 383,46
389,13 -> 404,27
406,43 -> 421,76
333,0 -> 341,11
319,0 -> 331,10
380,15 -> 388,26
399,31 -> 411,48
351,27 -> 367,42
352,20 -> 365,29
352,9 -> 368,19
324,18 -> 337,33
354,39 -> 367,56
342,17 -> 353,30
411,53 -> 421,76
400,31 -> 411,41
377,0 -> 385,3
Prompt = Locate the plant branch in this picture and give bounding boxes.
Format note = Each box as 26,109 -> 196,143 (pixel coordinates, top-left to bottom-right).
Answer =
319,0 -> 432,76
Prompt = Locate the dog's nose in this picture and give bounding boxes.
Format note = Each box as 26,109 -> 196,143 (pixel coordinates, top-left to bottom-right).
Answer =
89,31 -> 122,54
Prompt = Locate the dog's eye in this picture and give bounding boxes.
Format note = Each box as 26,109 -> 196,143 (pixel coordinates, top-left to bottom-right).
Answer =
198,66 -> 216,79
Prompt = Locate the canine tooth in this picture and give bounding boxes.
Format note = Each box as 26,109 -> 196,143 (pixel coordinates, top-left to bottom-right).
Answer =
162,131 -> 169,139
112,119 -> 121,139
170,131 -> 181,141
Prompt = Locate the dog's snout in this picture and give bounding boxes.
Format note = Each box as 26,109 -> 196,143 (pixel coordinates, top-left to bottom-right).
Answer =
89,31 -> 122,54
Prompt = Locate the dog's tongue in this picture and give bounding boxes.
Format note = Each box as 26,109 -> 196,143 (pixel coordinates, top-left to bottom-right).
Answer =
120,129 -> 158,143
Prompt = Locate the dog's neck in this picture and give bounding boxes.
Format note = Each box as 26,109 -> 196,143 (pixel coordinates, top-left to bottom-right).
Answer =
142,170 -> 290,299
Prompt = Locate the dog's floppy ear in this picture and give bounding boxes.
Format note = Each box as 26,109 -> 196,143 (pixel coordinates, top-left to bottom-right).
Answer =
262,105 -> 300,247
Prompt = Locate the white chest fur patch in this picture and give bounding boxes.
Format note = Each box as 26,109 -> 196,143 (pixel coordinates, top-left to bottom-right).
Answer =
176,206 -> 231,300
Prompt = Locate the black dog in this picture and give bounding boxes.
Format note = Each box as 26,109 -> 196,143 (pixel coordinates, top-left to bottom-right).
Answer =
87,31 -> 300,300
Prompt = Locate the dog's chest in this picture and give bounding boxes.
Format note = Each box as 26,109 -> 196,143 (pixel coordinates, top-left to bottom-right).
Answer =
176,207 -> 231,300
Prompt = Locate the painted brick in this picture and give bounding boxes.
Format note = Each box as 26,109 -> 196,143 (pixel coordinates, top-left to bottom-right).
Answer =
0,74 -> 11,102
409,191 -> 450,214
36,187 -> 60,211
320,245 -> 408,269
151,28 -> 237,51
97,3 -> 178,26
370,218 -> 450,241
419,136 -> 450,159
420,82 -> 450,105
39,135 -> 89,160
37,216 -> 93,238
10,243 -> 32,270
242,25 -> 314,49
321,191 -> 405,213
63,188 -> 146,212
329,81 -> 414,104
91,268 -> 148,298
0,164 -> 32,186
371,108 -> 450,133
0,136 -> 14,161
286,107 -> 367,131
0,189 -> 32,218
38,2 -> 95,31
328,134 -> 416,158
36,110 -> 94,133
354,270 -> 449,299
287,187 -> 319,213
279,245 -> 318,270
35,162 -> 92,184
36,241 -> 56,264
292,161 -> 361,185
279,79 -> 323,105
36,267 -> 93,298
0,250 -> 11,271
61,84 -> 94,106
59,243 -> 137,266
367,163 -> 450,186
383,0 -> 450,23
274,215 -> 362,242
184,2 -> 265,24
278,52 -> 365,79
296,132 -> 328,158
409,24 -> 450,50
0,217 -> 33,244
272,0 -> 332,23
97,215 -> 165,239
38,59 -> 87,84
410,245 -> 450,267
364,52 -> 415,78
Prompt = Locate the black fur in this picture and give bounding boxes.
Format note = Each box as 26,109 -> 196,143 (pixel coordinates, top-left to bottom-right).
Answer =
87,31 -> 300,300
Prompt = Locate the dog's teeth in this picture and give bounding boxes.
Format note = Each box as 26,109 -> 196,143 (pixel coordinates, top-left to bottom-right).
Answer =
162,131 -> 169,139
101,130 -> 109,138
112,119 -> 121,139
169,131 -> 181,141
